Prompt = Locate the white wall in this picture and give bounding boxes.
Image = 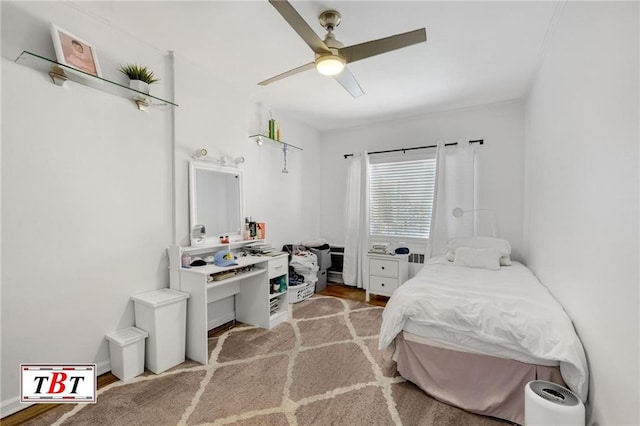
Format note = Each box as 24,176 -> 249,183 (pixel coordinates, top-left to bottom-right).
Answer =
1,1 -> 173,415
1,2 -> 320,416
523,2 -> 639,425
173,63 -> 321,253
319,101 -> 525,259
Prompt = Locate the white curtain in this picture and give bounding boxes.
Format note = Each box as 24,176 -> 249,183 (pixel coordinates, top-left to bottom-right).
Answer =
343,152 -> 369,288
426,142 -> 476,258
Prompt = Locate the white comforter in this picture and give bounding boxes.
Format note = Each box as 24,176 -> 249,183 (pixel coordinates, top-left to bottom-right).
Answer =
379,258 -> 589,401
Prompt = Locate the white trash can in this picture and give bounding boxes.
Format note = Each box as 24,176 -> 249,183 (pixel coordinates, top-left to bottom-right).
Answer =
524,380 -> 584,425
131,289 -> 190,374
105,327 -> 149,381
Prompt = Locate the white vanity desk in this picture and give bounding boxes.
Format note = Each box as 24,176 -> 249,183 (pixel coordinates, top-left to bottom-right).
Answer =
169,244 -> 289,365
177,160 -> 292,365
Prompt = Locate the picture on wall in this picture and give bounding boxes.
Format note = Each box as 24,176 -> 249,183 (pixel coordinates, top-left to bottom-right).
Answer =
50,23 -> 102,78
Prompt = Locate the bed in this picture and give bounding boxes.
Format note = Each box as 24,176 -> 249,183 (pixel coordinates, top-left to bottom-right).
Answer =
378,237 -> 588,425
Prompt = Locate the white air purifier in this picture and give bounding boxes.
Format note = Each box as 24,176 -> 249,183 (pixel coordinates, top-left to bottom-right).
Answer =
525,380 -> 584,426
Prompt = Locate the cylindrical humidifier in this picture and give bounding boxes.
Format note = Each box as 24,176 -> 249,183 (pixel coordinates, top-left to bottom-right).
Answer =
524,380 -> 585,426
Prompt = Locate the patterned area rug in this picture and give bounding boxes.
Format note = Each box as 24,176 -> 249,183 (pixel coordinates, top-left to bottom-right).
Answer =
24,296 -> 509,425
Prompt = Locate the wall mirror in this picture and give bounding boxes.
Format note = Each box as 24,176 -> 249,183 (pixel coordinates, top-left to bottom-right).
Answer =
188,161 -> 243,245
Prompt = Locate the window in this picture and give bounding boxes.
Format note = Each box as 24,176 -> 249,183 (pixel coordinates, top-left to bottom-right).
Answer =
369,156 -> 436,240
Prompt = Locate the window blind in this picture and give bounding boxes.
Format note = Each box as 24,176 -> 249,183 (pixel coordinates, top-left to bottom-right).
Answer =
369,158 -> 436,239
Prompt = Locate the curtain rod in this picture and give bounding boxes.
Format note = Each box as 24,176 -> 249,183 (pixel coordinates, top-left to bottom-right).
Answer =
343,139 -> 484,159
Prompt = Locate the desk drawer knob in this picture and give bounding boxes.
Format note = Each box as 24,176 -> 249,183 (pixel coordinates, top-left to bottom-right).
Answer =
381,266 -> 385,270
381,283 -> 385,287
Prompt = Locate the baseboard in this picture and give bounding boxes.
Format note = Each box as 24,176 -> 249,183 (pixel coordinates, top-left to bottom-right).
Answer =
96,358 -> 111,376
1,395 -> 29,418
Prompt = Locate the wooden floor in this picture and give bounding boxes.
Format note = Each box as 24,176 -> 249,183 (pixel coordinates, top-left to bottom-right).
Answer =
318,282 -> 389,307
2,283 -> 383,425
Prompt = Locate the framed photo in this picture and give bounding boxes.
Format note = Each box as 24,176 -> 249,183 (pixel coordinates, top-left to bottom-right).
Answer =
50,24 -> 102,78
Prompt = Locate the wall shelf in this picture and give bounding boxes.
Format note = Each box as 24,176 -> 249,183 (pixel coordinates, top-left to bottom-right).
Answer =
249,134 -> 302,173
15,51 -> 178,111
249,134 -> 303,151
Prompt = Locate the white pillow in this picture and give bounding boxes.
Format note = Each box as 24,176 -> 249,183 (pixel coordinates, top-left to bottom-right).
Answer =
446,249 -> 455,261
446,248 -> 512,266
447,237 -> 511,256
453,247 -> 502,271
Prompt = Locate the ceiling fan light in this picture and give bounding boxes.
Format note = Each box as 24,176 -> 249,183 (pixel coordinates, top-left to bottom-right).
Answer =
315,54 -> 345,76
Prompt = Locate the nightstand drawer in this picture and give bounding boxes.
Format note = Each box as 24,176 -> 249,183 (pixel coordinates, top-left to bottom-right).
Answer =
369,276 -> 399,294
370,258 -> 398,278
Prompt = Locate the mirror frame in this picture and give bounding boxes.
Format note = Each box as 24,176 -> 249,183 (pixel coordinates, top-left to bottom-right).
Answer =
188,160 -> 244,246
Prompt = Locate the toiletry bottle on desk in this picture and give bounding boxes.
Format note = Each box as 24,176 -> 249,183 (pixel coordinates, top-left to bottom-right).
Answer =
181,250 -> 191,268
249,219 -> 257,239
243,217 -> 251,240
257,223 -> 266,240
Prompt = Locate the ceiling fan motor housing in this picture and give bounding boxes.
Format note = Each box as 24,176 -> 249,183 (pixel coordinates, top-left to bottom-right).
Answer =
317,10 -> 344,67
319,10 -> 341,31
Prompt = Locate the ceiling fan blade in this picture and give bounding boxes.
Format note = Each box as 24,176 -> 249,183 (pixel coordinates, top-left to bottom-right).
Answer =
258,62 -> 315,86
333,66 -> 364,98
339,28 -> 427,64
269,0 -> 330,55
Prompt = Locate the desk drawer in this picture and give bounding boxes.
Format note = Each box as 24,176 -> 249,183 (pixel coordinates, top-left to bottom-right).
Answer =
369,276 -> 399,295
369,258 -> 398,278
268,257 -> 288,279
207,281 -> 240,303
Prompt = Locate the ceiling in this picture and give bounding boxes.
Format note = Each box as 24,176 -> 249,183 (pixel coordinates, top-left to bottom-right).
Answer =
72,1 -> 561,131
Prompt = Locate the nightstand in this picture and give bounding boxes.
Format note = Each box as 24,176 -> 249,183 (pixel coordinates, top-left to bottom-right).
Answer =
366,253 -> 409,302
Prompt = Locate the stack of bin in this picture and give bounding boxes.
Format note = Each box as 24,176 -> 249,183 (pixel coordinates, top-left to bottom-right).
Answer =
308,244 -> 332,292
289,251 -> 318,303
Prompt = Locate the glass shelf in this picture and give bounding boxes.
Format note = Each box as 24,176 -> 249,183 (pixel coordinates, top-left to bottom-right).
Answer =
15,51 -> 178,110
249,134 -> 303,151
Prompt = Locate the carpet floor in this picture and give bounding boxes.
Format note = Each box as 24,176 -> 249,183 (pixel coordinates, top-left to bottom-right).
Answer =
23,295 -> 510,425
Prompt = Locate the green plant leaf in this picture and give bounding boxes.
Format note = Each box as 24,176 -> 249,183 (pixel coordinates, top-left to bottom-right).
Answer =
118,64 -> 160,84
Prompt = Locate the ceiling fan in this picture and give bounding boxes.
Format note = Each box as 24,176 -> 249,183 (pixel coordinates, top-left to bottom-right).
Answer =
258,0 -> 427,98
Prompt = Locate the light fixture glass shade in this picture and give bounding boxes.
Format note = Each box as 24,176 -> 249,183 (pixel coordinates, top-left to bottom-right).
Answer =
315,54 -> 346,76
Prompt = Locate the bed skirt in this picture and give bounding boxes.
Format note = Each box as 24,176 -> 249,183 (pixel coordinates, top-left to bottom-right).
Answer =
394,333 -> 566,425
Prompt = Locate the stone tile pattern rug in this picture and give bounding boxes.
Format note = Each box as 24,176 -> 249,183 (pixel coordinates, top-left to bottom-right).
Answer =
24,296 -> 510,426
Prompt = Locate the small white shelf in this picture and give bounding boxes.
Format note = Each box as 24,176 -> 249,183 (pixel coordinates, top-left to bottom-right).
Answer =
269,290 -> 287,300
206,268 -> 266,288
183,239 -> 265,255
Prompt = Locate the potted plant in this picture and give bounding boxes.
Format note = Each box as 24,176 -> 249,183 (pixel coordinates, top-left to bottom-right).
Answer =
119,64 -> 159,95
